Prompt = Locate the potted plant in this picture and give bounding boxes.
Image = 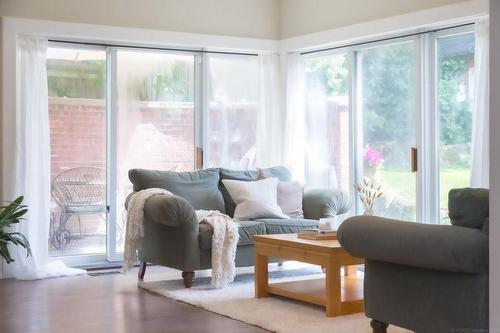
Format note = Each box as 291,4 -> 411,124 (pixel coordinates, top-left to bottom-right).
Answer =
364,146 -> 384,178
0,196 -> 31,263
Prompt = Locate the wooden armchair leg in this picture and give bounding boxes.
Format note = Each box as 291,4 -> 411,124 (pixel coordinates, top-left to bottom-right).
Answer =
182,271 -> 195,288
138,261 -> 147,280
370,319 -> 388,333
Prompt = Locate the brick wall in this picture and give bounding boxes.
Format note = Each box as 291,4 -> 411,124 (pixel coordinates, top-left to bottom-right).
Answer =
49,98 -> 107,179
48,97 -> 195,236
49,97 -> 195,181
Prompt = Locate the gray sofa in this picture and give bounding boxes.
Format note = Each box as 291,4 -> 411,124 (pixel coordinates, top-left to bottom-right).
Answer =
338,188 -> 489,333
128,166 -> 347,287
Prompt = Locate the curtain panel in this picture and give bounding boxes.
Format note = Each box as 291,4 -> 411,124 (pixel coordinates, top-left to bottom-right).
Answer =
284,53 -> 306,182
204,53 -> 282,169
6,35 -> 85,279
470,20 -> 490,188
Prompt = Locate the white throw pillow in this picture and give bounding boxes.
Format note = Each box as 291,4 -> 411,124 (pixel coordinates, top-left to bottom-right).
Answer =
276,181 -> 304,218
257,169 -> 304,218
221,178 -> 289,221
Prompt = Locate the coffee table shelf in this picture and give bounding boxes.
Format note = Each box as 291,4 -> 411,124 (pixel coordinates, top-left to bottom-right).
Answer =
253,234 -> 365,317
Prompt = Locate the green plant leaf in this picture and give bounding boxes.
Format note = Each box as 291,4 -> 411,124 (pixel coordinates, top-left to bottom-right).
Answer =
0,243 -> 14,263
9,208 -> 28,220
0,196 -> 31,262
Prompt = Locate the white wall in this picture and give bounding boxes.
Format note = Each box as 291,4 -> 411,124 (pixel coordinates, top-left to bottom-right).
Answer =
490,0 -> 500,330
280,0 -> 488,52
0,0 -> 482,41
0,0 -> 280,40
279,0 -> 471,38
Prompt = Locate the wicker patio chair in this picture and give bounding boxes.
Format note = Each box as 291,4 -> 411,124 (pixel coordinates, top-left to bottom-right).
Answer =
50,167 -> 107,250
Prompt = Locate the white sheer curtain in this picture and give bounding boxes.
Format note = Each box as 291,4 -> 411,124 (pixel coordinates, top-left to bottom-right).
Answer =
284,53 -> 305,182
204,53 -> 281,169
470,20 -> 489,187
256,53 -> 282,167
6,36 -> 85,279
304,97 -> 339,189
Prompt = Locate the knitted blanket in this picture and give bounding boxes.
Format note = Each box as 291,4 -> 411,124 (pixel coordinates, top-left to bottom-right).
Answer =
196,210 -> 239,289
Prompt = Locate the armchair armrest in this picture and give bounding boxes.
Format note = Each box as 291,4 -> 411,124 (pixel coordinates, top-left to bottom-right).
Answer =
143,193 -> 198,229
138,193 -> 201,271
302,189 -> 351,220
337,216 -> 489,274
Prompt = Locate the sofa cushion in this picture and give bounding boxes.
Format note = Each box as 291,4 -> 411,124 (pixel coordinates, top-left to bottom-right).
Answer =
219,166 -> 292,217
448,188 -> 489,229
258,169 -> 304,218
129,168 -> 225,212
222,178 -> 288,220
258,166 -> 292,181
257,218 -> 319,234
198,221 -> 266,250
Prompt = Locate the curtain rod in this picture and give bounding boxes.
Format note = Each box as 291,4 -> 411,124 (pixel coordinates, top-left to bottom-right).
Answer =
300,22 -> 475,56
47,39 -> 259,57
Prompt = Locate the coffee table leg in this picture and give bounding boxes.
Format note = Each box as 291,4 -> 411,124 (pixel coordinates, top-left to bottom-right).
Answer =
325,259 -> 341,317
255,252 -> 269,298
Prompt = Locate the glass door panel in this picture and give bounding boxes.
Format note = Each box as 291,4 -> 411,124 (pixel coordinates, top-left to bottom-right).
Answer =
204,54 -> 259,168
114,50 -> 196,256
47,46 -> 107,257
303,53 -> 350,191
357,41 -> 417,220
436,33 -> 475,224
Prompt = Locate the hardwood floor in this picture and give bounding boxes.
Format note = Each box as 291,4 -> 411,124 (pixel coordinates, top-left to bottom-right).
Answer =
0,267 -> 268,333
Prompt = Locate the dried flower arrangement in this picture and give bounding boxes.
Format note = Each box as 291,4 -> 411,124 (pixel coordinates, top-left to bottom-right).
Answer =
353,177 -> 383,213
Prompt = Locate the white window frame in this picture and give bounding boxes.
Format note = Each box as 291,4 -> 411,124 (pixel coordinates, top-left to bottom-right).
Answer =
107,47 -> 200,262
302,36 -> 423,219
427,25 -> 476,224
47,42 -> 203,265
300,23 -> 475,223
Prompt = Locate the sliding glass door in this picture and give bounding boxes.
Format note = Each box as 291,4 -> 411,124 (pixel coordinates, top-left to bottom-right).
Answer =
110,49 -> 196,258
47,45 -> 108,260
204,54 -> 259,168
356,41 -> 418,220
436,32 -> 475,224
47,44 -> 198,264
47,42 -> 260,265
303,52 -> 350,190
301,26 -> 476,223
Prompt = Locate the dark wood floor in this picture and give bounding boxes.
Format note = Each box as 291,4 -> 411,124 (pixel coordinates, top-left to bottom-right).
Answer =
0,272 -> 268,333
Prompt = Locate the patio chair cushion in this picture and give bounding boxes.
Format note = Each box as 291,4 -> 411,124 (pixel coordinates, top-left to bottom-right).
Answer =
129,168 -> 225,212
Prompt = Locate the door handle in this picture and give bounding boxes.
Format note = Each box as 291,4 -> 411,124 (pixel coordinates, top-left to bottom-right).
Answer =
195,147 -> 203,170
411,147 -> 418,173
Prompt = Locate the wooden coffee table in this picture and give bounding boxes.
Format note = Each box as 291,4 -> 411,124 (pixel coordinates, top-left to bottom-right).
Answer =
253,233 -> 364,317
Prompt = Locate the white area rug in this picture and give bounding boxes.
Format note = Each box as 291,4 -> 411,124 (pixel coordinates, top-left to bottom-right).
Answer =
139,265 -> 411,333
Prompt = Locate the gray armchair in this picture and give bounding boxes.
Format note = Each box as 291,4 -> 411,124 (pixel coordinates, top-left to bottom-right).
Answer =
338,188 -> 489,333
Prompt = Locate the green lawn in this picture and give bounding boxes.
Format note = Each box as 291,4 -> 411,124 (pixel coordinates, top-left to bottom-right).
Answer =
376,168 -> 469,223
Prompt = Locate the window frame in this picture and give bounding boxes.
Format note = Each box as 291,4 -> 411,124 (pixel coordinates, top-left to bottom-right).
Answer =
428,25 -> 476,224
300,23 -> 475,223
47,42 -> 204,265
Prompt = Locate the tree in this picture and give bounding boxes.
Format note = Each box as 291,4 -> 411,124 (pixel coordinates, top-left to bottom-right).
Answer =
304,40 -> 474,169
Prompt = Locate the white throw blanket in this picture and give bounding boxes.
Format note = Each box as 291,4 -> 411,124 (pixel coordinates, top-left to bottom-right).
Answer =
123,188 -> 239,289
196,210 -> 239,289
